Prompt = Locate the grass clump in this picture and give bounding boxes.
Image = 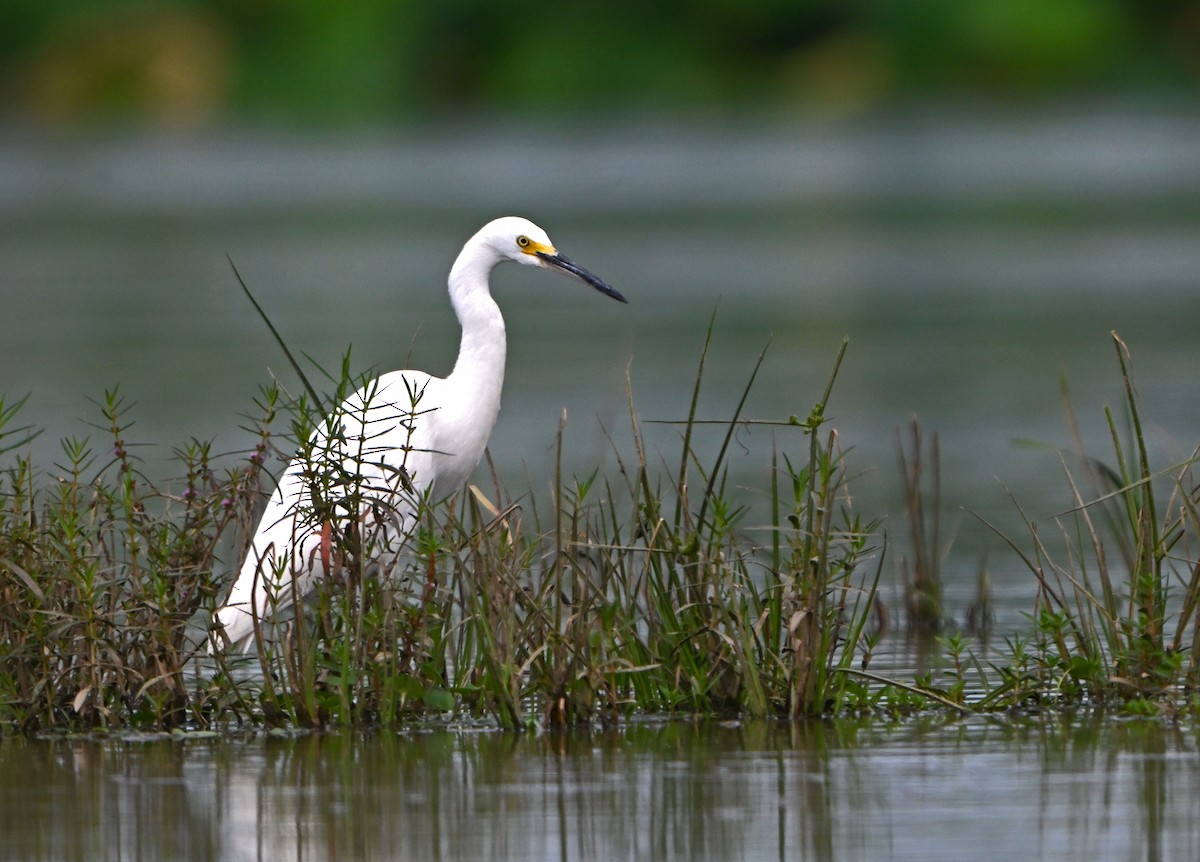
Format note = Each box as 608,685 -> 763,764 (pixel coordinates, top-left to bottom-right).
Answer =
2,326 -> 1198,733
225,321 -> 885,730
0,318 -> 887,732
509,329 -> 883,723
978,332 -> 1200,712
0,388 -> 274,730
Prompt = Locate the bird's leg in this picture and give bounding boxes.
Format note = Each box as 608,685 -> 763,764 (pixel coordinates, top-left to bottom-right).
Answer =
319,520 -> 334,576
422,547 -> 437,606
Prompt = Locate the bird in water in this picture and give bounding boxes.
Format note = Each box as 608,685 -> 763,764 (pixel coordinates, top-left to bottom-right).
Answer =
212,216 -> 626,648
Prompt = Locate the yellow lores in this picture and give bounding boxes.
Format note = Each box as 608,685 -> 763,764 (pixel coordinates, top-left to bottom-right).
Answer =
516,234 -> 552,256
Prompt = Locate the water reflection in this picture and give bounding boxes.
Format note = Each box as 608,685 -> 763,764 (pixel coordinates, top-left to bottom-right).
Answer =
2,717 -> 1197,861
3,111 -> 1200,861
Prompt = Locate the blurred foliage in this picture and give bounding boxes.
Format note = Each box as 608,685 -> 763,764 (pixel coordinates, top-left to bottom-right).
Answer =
0,0 -> 1196,126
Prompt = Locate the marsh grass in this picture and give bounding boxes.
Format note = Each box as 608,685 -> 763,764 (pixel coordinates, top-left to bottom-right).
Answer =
977,332 -> 1200,713
0,388 -> 273,730
0,312 -> 891,731
3,327 -> 1199,732
226,319 -> 886,729
896,419 -> 945,634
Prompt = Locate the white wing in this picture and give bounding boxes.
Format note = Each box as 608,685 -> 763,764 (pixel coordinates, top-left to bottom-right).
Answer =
214,370 -> 443,647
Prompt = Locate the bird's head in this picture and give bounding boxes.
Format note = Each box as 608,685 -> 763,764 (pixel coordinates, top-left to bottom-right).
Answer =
482,216 -> 627,303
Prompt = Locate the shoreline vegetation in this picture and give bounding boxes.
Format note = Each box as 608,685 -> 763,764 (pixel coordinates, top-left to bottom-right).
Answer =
1,326 -> 1198,734
6,4 -> 1197,129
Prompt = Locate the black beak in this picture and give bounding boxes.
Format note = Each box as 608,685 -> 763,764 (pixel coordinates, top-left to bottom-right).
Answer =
537,251 -> 628,303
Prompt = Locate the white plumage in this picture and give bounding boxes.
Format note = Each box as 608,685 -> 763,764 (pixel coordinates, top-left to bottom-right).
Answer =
213,216 -> 625,647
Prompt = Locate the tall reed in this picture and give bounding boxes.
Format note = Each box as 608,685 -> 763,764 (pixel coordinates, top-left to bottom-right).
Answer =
429,324 -> 885,724
982,332 -> 1200,710
896,419 -> 945,633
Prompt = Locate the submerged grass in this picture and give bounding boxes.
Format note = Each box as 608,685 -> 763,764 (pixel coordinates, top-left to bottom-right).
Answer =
1,328 -> 1198,733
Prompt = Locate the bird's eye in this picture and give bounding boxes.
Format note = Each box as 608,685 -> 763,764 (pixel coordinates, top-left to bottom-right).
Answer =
516,235 -> 530,248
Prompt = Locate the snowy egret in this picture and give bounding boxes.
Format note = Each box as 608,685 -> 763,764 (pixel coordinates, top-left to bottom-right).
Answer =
213,216 -> 625,648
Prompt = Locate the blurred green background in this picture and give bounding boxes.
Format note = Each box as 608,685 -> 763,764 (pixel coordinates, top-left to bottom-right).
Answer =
2,0 -> 1197,126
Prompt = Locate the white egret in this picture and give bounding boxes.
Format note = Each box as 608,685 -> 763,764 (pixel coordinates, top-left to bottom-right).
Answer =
213,216 -> 625,648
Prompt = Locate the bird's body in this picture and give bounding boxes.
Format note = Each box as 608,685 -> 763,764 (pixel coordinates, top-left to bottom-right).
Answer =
213,217 -> 625,647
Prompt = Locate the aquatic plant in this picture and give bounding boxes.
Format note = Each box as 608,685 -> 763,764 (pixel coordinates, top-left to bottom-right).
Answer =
0,388 -> 271,730
896,418 -> 946,634
0,314 -> 889,730
979,332 -> 1200,712
212,319 -> 885,729
2,328 -> 1198,732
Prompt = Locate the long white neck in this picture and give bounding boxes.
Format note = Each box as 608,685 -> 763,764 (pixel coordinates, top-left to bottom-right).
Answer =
445,239 -> 507,410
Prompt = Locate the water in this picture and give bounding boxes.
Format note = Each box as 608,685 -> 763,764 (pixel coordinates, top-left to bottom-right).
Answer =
1,717 -> 1196,861
3,107 -> 1200,858
5,110 -> 1199,618
3,112 -> 1198,556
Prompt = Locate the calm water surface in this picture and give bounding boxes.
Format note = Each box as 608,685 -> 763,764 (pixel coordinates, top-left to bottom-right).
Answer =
1,717 -> 1196,861
3,109 -> 1198,582
3,108 -> 1200,860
